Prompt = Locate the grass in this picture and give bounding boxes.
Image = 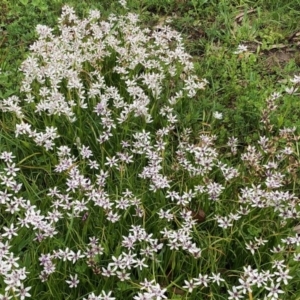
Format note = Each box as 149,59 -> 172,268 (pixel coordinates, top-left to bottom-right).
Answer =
1,0 -> 300,299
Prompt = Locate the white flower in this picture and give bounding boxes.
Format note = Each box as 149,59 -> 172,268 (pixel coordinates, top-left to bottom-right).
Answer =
15,284 -> 31,300
216,215 -> 233,229
99,290 -> 115,300
234,44 -> 249,54
209,272 -> 225,286
0,291 -> 12,299
134,258 -> 148,270
2,223 -> 18,240
228,286 -> 243,300
237,277 -> 252,294
290,74 -> 300,84
245,241 -> 259,255
274,268 -> 292,285
213,111 -> 223,120
65,274 -> 79,288
265,282 -> 284,299
194,273 -> 210,287
285,86 -> 298,94
118,0 -> 127,8
293,253 -> 300,261
183,279 -> 195,293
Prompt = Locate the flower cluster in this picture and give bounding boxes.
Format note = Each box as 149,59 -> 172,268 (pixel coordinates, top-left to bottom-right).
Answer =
1,4 -> 300,300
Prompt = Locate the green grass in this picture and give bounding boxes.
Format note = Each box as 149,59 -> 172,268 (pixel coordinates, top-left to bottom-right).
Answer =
1,0 -> 300,299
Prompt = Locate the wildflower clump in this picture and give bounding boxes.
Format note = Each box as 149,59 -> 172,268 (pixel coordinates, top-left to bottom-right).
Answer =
1,4 -> 300,300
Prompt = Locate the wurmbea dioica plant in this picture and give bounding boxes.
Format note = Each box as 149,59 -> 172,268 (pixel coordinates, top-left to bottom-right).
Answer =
1,5 -> 300,300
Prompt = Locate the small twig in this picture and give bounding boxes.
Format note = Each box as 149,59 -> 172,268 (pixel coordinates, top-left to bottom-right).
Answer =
288,31 -> 300,42
268,44 -> 288,51
235,8 -> 256,23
